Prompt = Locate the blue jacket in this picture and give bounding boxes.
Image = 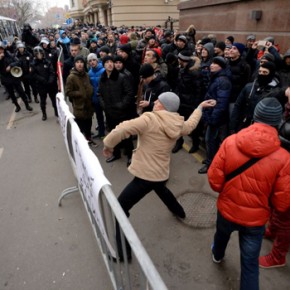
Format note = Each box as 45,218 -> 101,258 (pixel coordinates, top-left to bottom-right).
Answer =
88,62 -> 105,103
58,30 -> 70,44
203,69 -> 232,126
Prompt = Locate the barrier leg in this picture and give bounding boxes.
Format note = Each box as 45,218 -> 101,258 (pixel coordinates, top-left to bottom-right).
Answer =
58,186 -> 79,206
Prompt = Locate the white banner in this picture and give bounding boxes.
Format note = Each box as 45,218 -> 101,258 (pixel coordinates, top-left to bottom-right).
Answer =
56,93 -> 116,257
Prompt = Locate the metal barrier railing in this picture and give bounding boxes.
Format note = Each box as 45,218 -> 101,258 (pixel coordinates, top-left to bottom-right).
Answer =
56,47 -> 168,290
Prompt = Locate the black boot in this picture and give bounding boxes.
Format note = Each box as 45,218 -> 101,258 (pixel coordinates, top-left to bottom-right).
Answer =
54,106 -> 58,117
25,102 -> 33,111
41,108 -> 47,121
189,143 -> 199,153
15,104 -> 21,112
42,112 -> 47,121
27,95 -> 32,103
172,137 -> 184,153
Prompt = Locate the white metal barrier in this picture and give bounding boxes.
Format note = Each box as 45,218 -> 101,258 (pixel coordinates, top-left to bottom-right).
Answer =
56,51 -> 168,289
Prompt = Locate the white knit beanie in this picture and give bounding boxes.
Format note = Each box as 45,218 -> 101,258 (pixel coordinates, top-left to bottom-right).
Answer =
87,53 -> 98,62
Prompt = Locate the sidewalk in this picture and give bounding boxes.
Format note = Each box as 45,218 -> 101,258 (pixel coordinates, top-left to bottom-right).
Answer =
91,135 -> 290,290
0,86 -> 288,290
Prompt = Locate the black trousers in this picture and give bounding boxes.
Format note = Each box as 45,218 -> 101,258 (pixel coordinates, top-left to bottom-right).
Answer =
39,85 -> 57,109
107,116 -> 133,158
5,82 -> 28,106
116,176 -> 185,259
75,118 -> 92,141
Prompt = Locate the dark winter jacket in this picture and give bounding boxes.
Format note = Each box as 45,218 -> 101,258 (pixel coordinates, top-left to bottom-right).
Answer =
0,51 -> 22,85
43,46 -> 58,72
175,58 -> 203,118
230,78 -> 287,132
123,54 -> 140,94
65,68 -> 94,119
200,42 -> 215,95
228,57 -> 251,103
14,49 -> 33,76
98,68 -> 135,124
62,56 -> 74,84
30,57 -> 55,93
278,49 -> 290,87
142,74 -> 171,112
202,69 -> 232,126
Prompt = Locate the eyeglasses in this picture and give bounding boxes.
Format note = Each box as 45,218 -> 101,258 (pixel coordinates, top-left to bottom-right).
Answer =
89,59 -> 97,62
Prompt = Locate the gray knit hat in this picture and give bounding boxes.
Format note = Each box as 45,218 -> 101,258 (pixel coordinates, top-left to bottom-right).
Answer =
87,53 -> 98,62
158,92 -> 180,112
253,98 -> 282,127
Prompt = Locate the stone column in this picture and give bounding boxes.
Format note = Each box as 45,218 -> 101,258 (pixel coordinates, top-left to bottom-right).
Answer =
108,9 -> 112,26
99,7 -> 107,26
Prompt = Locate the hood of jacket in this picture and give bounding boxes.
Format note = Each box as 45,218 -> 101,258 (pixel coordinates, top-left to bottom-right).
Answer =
91,62 -> 104,73
58,30 -> 70,44
70,67 -> 86,76
152,110 -> 184,139
236,123 -> 281,158
203,42 -> 214,59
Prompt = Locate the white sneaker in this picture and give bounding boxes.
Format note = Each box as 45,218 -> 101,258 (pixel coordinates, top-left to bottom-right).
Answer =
211,243 -> 222,264
212,253 -> 222,264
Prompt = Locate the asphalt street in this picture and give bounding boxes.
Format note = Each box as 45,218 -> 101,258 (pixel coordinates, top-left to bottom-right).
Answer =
0,88 -> 289,290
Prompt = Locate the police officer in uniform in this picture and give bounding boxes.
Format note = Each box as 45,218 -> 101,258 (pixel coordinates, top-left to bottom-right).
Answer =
0,42 -> 33,112
30,46 -> 58,120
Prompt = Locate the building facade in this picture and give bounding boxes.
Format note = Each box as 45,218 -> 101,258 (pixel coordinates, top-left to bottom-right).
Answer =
178,0 -> 290,53
68,0 -> 179,29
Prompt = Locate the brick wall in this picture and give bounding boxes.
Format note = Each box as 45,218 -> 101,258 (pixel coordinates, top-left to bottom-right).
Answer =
178,0 -> 290,54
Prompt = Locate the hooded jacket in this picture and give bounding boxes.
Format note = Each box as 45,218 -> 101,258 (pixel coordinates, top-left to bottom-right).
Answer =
208,123 -> 290,226
88,62 -> 105,104
202,69 -> 231,126
141,74 -> 171,113
65,68 -> 94,119
230,79 -> 286,132
200,42 -> 215,94
104,108 -> 202,181
58,30 -> 70,44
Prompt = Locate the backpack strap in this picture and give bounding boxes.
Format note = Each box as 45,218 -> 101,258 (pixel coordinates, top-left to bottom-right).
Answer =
225,158 -> 260,182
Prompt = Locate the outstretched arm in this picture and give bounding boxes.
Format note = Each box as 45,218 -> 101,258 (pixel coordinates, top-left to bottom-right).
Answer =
181,99 -> 216,135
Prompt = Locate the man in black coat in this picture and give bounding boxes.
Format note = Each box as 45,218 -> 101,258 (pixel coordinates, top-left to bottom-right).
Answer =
117,43 -> 140,96
230,61 -> 287,133
98,55 -> 135,165
137,63 -> 171,114
228,42 -> 251,117
172,50 -> 203,153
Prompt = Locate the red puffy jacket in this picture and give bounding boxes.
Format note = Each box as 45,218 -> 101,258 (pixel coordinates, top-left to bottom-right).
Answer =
208,123 -> 290,227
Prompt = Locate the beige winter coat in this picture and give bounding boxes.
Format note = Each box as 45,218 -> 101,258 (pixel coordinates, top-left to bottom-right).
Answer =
103,108 -> 202,181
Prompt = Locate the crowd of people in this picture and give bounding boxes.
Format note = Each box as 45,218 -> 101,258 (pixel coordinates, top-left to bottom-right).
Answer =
1,21 -> 290,290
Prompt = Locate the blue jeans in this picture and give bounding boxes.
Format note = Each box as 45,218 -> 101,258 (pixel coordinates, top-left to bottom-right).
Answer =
212,211 -> 265,290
